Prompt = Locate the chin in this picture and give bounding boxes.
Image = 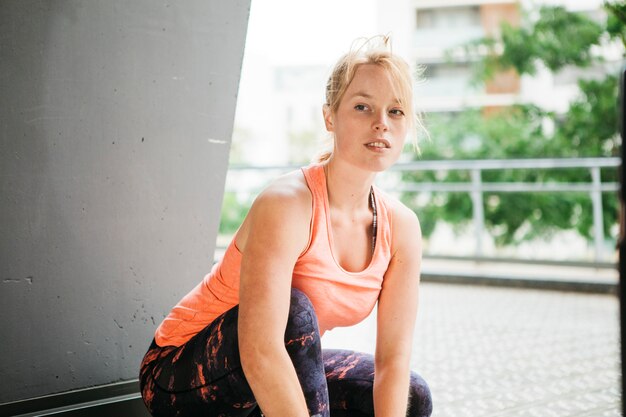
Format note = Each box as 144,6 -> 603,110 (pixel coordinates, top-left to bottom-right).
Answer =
364,158 -> 396,173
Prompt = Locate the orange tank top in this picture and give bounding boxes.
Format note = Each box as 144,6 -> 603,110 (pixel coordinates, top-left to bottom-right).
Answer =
154,164 -> 393,347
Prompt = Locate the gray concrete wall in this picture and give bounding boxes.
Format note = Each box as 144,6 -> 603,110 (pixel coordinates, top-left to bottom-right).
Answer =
0,0 -> 249,403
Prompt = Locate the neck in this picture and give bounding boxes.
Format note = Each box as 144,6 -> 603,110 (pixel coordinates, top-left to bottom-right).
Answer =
323,158 -> 377,212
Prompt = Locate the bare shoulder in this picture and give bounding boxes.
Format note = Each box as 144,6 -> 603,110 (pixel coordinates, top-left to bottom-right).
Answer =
380,192 -> 421,254
258,169 -> 312,207
236,169 -> 312,252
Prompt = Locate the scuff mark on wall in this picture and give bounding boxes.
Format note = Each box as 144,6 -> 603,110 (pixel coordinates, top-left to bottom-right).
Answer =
3,276 -> 33,284
208,138 -> 227,145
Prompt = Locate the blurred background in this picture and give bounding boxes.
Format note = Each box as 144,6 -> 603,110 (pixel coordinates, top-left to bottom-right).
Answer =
219,0 -> 625,268
218,1 -> 626,415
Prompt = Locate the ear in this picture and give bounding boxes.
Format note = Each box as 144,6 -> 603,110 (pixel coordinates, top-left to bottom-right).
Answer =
323,104 -> 334,132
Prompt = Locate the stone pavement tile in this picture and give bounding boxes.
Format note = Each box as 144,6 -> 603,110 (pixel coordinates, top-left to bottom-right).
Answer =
321,282 -> 621,416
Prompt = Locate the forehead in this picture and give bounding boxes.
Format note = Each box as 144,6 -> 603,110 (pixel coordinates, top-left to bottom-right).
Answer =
344,64 -> 400,100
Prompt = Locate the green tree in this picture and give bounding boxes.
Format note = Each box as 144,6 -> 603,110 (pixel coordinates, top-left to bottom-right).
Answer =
218,192 -> 252,236
405,3 -> 625,246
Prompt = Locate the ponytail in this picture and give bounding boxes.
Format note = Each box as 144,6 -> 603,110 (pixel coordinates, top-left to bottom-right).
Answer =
315,150 -> 332,163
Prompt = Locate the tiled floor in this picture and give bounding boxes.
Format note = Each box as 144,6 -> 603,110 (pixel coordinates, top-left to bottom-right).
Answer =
322,282 -> 622,416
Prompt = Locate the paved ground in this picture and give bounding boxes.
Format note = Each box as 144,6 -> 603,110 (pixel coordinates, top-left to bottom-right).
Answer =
322,282 -> 622,416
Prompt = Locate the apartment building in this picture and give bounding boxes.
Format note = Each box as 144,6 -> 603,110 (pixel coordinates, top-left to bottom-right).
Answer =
232,0 -> 613,166
382,0 -> 614,115
411,0 -> 519,113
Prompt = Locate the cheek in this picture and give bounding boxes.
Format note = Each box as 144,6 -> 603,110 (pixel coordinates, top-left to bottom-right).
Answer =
395,121 -> 409,138
333,119 -> 359,140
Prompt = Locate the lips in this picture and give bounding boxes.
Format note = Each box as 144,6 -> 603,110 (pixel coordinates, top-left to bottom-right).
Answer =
365,139 -> 391,149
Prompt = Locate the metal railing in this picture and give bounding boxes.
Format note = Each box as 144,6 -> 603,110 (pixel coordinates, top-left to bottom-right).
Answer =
223,157 -> 621,266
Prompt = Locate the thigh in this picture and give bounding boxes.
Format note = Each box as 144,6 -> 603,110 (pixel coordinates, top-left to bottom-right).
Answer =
140,305 -> 257,417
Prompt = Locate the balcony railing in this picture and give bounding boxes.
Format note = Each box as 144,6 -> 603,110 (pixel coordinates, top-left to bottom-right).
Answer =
222,157 -> 620,268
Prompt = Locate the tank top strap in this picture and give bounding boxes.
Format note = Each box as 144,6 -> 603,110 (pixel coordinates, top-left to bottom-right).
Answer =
298,164 -> 327,258
301,164 -> 326,202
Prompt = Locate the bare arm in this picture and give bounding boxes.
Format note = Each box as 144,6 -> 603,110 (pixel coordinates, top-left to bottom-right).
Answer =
237,176 -> 312,417
374,204 -> 422,417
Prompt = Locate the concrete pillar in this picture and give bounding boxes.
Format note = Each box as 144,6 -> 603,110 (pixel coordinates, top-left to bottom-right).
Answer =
0,0 -> 250,403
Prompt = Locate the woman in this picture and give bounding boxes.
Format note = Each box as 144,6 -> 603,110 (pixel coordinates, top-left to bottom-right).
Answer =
139,36 -> 432,417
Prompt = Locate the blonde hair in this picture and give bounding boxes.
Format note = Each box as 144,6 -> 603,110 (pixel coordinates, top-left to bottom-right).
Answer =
317,35 -> 423,163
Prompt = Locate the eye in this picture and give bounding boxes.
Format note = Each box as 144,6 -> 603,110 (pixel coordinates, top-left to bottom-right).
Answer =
354,104 -> 369,111
390,108 -> 405,117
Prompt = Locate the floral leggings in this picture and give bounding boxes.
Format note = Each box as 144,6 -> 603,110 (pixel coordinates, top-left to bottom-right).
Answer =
139,288 -> 432,417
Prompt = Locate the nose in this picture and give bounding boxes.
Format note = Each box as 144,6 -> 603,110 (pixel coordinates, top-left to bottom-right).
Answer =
373,112 -> 389,132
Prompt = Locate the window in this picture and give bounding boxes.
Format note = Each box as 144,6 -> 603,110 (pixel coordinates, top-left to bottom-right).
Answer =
416,6 -> 481,29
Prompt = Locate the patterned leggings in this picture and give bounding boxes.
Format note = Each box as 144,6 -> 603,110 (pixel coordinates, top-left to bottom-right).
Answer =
139,288 -> 432,417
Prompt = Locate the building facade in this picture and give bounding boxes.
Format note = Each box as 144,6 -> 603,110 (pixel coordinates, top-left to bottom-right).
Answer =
232,0 -> 616,164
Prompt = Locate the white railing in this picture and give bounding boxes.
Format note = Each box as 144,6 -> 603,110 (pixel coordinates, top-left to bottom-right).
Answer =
223,157 -> 621,266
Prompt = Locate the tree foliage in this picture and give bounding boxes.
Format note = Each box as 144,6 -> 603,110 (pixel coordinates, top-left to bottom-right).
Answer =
219,192 -> 252,235
406,4 -> 625,246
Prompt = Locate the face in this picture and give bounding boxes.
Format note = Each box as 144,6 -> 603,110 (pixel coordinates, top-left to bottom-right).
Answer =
324,64 -> 408,172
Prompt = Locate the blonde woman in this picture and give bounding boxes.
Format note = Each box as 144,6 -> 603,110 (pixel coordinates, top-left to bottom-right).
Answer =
140,37 -> 432,417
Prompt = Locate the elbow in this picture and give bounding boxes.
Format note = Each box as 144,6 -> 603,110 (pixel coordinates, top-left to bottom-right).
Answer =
239,333 -> 261,373
238,332 -> 282,378
239,344 -> 264,381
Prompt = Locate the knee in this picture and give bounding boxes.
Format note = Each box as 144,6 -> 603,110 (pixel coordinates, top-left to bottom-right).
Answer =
408,373 -> 433,417
284,288 -> 320,344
